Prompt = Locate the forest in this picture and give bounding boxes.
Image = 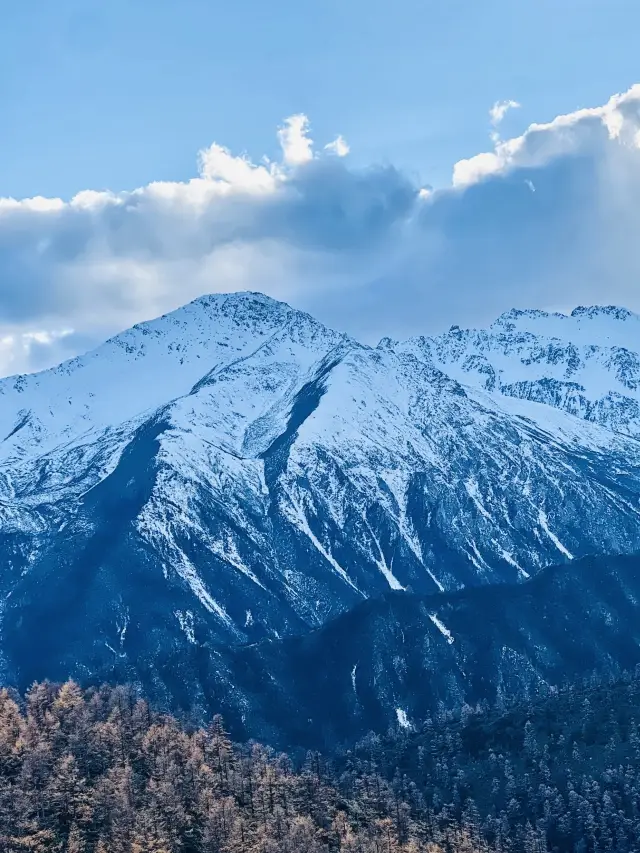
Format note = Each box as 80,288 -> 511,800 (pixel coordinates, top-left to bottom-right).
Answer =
2,671 -> 640,852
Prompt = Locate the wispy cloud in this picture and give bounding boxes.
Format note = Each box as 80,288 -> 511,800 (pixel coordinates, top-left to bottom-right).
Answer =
489,99 -> 521,143
490,99 -> 521,127
324,135 -> 350,157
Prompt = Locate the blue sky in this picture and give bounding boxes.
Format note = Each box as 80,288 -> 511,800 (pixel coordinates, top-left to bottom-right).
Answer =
1,0 -> 640,375
2,0 -> 639,198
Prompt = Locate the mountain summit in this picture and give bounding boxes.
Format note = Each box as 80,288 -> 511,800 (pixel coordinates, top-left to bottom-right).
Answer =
1,294 -> 640,711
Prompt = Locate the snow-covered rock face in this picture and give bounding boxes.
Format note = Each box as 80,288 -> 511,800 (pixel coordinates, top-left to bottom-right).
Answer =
1,293 -> 640,703
396,305 -> 640,438
0,292 -> 348,464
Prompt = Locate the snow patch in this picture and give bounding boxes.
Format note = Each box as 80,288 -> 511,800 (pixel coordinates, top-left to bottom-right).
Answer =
176,610 -> 196,644
396,708 -> 412,729
538,509 -> 574,559
116,608 -> 130,647
362,513 -> 405,590
284,492 -> 363,594
464,477 -> 493,521
429,613 -> 455,644
498,547 -> 530,579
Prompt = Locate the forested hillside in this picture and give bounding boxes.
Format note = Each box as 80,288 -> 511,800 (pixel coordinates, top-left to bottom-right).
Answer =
343,670 -> 640,853
4,673 -> 640,852
0,681 -> 487,853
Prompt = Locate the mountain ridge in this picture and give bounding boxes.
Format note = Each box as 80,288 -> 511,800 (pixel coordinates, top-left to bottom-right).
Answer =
1,291 -> 640,723
214,551 -> 640,747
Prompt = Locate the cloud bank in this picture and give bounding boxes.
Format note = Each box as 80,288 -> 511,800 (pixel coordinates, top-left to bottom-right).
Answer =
2,85 -> 640,375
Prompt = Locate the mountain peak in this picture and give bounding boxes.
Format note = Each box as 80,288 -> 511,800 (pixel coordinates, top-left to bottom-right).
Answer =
0,290 -> 350,461
128,290 -> 292,336
187,289 -> 287,313
490,307 -> 563,330
129,290 -> 349,347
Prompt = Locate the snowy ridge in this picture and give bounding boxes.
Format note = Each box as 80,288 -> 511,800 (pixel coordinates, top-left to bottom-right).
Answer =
394,305 -> 640,438
0,292 -> 350,460
2,294 -> 640,698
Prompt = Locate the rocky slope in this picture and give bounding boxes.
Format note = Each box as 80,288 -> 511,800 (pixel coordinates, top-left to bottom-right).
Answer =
1,293 -> 640,715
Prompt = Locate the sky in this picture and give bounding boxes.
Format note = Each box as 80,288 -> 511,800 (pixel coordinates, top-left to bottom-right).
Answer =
1,0 -> 640,375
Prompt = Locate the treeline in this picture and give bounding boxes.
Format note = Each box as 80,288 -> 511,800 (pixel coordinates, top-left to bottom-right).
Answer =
0,681 -> 487,853
345,669 -> 640,853
4,673 -> 640,853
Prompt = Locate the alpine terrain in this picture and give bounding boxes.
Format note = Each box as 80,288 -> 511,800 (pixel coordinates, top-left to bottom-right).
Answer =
1,292 -> 640,734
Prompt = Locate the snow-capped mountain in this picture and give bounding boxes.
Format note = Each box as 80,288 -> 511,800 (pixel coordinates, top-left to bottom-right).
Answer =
1,293 -> 640,705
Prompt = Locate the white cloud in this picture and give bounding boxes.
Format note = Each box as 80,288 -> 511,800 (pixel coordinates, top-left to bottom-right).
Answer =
71,189 -> 118,210
452,148 -> 509,188
277,114 -> 314,166
0,328 -> 74,377
3,88 -> 640,374
197,143 -> 278,192
0,196 -> 65,213
454,85 -> 640,188
0,111 -> 417,372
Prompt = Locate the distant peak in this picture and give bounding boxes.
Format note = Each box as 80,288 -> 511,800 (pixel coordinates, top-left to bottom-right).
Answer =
570,305 -> 634,321
490,305 -> 637,332
492,308 -> 555,326
376,336 -> 399,351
